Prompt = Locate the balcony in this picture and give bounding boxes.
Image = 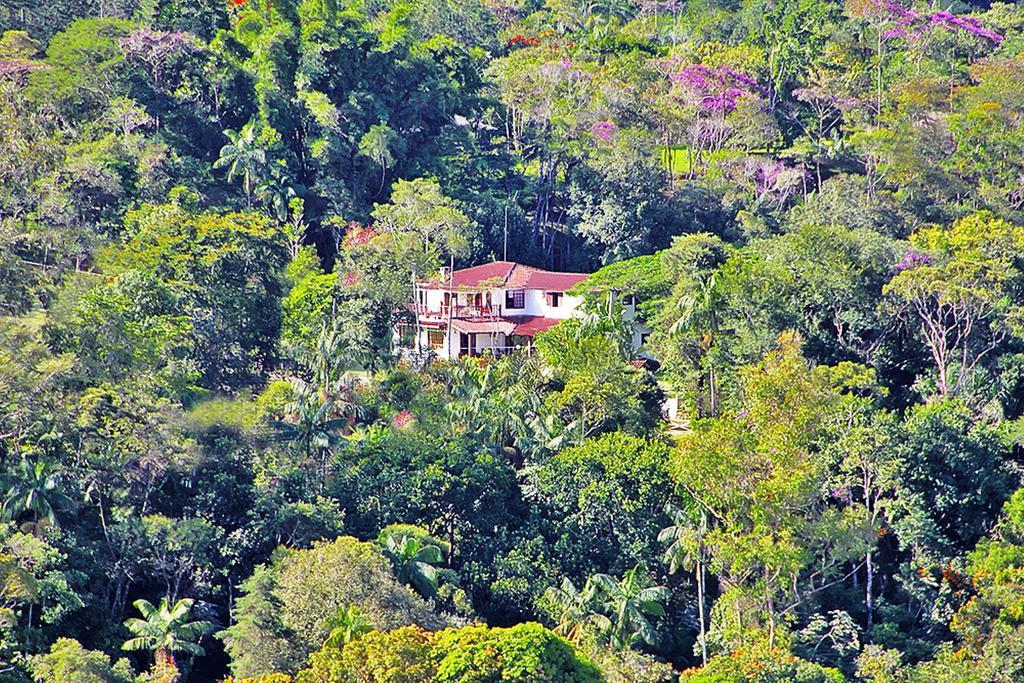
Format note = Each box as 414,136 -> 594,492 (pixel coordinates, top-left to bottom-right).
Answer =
417,304 -> 502,319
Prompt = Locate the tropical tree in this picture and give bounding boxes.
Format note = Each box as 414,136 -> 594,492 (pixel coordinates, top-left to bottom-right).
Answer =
0,553 -> 37,628
670,270 -> 726,417
122,597 -> 215,668
359,123 -> 399,195
884,212 -> 1024,397
659,501 -> 710,664
543,576 -> 600,642
379,534 -> 444,600
273,381 -> 352,491
371,178 -> 471,353
0,457 -> 72,531
214,120 -> 268,208
589,566 -> 670,651
322,605 -> 373,648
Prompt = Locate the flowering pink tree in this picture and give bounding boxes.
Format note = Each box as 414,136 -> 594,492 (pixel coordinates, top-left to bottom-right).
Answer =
848,1 -> 1001,115
591,120 -> 616,142
725,157 -> 808,212
663,62 -> 762,178
668,64 -> 760,114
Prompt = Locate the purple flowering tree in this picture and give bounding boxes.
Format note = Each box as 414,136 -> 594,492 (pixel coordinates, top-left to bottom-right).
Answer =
668,64 -> 760,114
662,62 -> 763,178
591,120 -> 616,142
849,1 -> 1002,115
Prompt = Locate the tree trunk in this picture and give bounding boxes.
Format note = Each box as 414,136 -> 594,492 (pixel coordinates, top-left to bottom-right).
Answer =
708,362 -> 717,417
446,253 -> 455,358
697,558 -> 707,665
866,549 -> 874,629
412,269 -> 421,355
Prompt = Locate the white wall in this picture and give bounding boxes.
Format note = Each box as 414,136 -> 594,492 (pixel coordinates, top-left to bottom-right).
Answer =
505,289 -> 582,319
414,285 -> 583,320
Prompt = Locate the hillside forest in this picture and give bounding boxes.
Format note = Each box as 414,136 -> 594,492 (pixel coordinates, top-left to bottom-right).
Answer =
4,0 -> 1024,681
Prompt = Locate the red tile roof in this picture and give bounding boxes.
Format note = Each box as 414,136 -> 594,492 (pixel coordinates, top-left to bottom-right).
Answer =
511,316 -> 563,337
452,318 -> 516,334
420,261 -> 587,292
517,269 -> 587,291
442,315 -> 565,337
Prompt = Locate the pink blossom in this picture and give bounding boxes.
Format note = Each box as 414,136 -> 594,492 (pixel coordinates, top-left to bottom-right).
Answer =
894,248 -> 933,272
668,64 -> 760,113
591,120 -> 616,141
878,3 -> 1001,44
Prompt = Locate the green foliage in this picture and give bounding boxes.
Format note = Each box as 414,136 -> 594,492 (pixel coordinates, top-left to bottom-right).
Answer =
322,605 -> 373,649
432,622 -> 602,682
232,537 -> 445,675
298,625 -> 435,683
680,644 -> 846,683
1,456 -> 72,528
571,253 -> 671,324
892,400 -> 1015,560
298,621 -> 601,682
379,532 -> 445,600
29,638 -> 134,683
884,211 -> 1024,397
220,562 -> 304,680
672,334 -> 873,648
531,433 -> 672,577
7,1 -> 1024,681
101,201 -> 287,390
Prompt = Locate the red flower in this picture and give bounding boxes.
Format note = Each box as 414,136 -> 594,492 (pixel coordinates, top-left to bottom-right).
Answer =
392,410 -> 415,429
342,223 -> 380,249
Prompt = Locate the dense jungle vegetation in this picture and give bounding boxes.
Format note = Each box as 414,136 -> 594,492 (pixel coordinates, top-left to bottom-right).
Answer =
3,0 -> 1024,680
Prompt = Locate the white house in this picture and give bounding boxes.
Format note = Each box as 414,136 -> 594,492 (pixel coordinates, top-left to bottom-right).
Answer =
399,261 -> 585,359
401,260 -> 649,360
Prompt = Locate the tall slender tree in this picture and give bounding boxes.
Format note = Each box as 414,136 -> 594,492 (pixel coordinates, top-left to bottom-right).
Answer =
214,120 -> 268,208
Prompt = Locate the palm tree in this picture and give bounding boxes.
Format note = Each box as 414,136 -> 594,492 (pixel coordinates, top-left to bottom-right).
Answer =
358,123 -> 398,195
543,577 -> 601,642
1,456 -> 72,530
304,323 -> 358,400
659,501 -> 711,664
122,597 -> 215,668
323,605 -> 373,648
274,381 -> 352,492
380,534 -> 444,599
670,271 -> 725,417
590,566 -> 670,651
214,120 -> 267,207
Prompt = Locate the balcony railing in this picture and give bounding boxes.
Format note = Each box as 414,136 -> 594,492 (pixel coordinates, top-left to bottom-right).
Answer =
459,345 -> 533,358
417,304 -> 502,318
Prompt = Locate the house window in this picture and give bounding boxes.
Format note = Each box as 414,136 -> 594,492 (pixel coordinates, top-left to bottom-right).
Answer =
546,292 -> 562,307
427,330 -> 444,348
506,289 -> 525,309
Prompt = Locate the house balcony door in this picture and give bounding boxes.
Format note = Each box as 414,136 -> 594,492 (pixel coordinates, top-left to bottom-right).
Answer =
459,332 -> 476,357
